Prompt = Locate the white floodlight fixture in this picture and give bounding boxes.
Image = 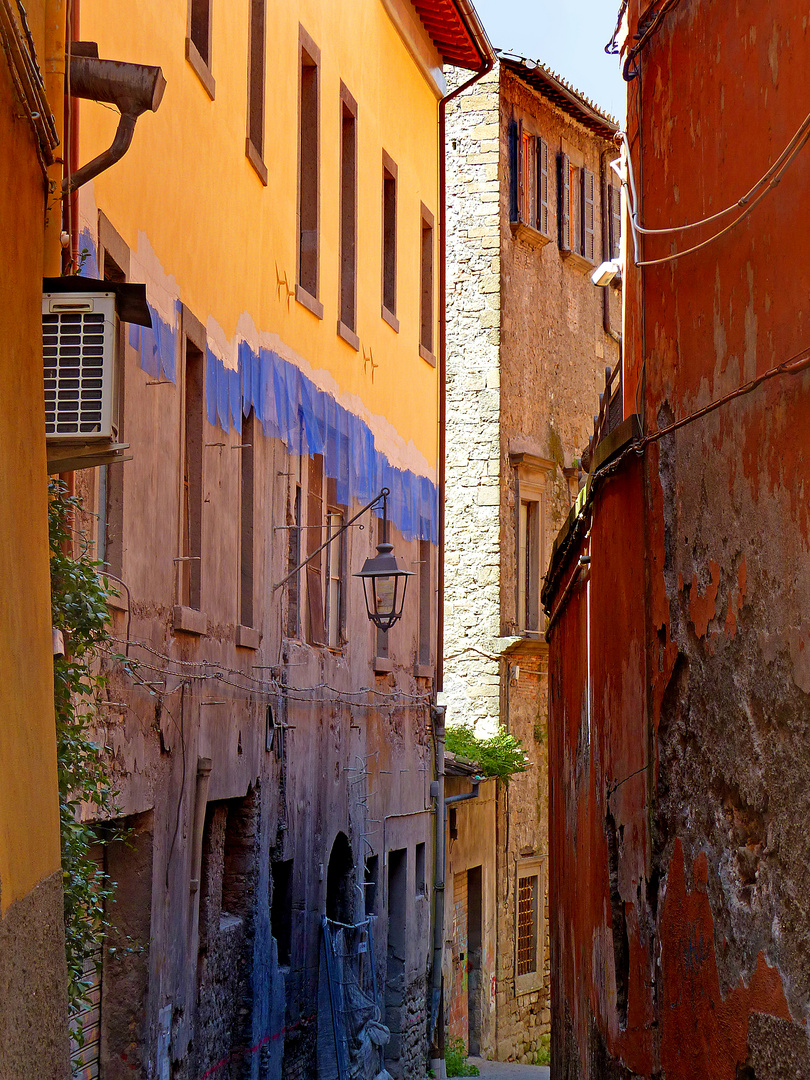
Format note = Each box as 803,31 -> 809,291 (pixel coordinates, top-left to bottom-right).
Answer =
591,260 -> 622,287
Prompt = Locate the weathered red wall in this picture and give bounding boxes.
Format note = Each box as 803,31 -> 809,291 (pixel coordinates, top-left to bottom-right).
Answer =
547,1 -> 810,1076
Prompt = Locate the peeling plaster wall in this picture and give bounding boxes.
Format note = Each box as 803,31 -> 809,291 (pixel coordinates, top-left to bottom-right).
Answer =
547,1 -> 810,1077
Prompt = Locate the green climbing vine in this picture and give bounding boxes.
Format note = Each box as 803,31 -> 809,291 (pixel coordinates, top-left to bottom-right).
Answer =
445,724 -> 528,782
49,480 -> 120,1015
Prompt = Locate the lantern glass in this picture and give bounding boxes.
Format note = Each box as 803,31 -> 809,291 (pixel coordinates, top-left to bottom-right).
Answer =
355,541 -> 413,632
374,575 -> 396,617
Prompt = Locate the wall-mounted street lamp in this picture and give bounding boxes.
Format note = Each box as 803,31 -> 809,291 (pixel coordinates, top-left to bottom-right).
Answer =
354,488 -> 413,632
273,486 -> 412,633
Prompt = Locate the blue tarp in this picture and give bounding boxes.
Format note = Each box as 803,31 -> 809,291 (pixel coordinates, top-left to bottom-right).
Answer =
79,230 -> 437,542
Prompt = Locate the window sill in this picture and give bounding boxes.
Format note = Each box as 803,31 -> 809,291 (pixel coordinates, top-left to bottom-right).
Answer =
185,38 -> 215,100
337,320 -> 360,351
414,663 -> 434,680
236,624 -> 262,650
515,972 -> 543,996
374,656 -> 393,675
560,249 -> 594,274
510,221 -> 551,248
107,591 -> 128,613
172,605 -> 208,636
295,284 -> 324,320
419,344 -> 436,368
245,138 -> 267,185
381,304 -> 399,333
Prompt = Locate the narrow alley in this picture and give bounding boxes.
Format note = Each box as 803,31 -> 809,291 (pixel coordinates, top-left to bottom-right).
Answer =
1,1 -> 809,1079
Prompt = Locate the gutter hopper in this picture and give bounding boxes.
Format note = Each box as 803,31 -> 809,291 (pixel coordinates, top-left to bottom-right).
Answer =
64,41 -> 166,194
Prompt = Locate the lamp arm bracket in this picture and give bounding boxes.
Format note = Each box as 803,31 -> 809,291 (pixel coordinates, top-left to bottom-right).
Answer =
272,487 -> 389,591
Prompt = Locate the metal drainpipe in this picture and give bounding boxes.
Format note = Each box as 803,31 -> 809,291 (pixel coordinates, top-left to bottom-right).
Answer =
429,703 -> 447,1075
600,146 -> 622,346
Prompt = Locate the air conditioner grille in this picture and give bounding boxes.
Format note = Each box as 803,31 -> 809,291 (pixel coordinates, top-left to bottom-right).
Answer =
43,310 -> 109,435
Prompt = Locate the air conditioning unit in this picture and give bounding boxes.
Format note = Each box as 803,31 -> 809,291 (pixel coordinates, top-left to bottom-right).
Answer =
42,288 -> 118,440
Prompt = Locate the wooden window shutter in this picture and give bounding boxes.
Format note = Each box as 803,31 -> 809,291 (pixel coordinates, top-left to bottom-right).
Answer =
582,168 -> 595,261
508,120 -> 519,223
537,137 -> 549,235
516,119 -> 525,222
306,453 -> 326,644
610,184 -> 621,260
558,153 -> 570,250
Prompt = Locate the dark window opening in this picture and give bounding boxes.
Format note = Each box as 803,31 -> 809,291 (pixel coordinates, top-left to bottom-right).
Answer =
516,874 -> 538,976
385,848 -> 408,1068
420,205 -> 434,358
415,842 -> 426,897
382,153 -> 397,322
182,338 -> 204,610
467,865 -> 483,1056
298,33 -> 319,299
99,248 -> 126,577
418,539 -> 431,666
188,0 -> 212,72
339,87 -> 357,336
271,859 -> 293,966
326,831 -> 354,925
306,453 -> 325,645
287,458 -> 302,638
247,0 -> 266,165
364,855 -> 379,916
325,477 -> 345,648
240,410 -> 255,628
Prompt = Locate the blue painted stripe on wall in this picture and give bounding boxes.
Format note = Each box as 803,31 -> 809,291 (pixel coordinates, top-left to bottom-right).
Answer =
77,230 -> 437,543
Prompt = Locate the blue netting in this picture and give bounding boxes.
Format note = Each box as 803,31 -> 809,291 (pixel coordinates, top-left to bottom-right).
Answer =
79,232 -> 437,543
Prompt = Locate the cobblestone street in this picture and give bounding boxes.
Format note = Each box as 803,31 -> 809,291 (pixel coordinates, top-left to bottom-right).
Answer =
468,1059 -> 550,1079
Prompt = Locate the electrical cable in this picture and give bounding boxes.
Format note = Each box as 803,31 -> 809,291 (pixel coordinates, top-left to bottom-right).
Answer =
622,0 -> 684,82
615,110 -> 810,266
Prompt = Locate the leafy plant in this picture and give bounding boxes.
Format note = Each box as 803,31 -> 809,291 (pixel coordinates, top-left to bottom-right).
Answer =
50,481 -> 121,1014
445,724 -> 528,782
445,1038 -> 480,1077
533,1033 -> 551,1066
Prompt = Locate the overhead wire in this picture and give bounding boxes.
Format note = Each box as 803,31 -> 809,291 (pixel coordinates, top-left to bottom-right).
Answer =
615,111 -> 810,266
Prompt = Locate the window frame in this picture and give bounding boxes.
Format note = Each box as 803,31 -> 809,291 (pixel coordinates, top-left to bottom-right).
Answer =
381,150 -> 399,332
509,119 -> 551,245
186,0 -> 215,99
245,0 -> 267,183
296,25 -> 323,319
559,150 -> 597,267
514,857 -> 546,994
419,203 -> 435,366
178,305 -> 206,619
324,483 -> 347,650
239,409 -> 256,632
337,83 -> 359,350
511,453 -> 552,637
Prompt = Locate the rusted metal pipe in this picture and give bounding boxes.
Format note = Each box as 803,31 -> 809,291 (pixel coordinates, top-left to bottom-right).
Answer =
62,49 -> 165,194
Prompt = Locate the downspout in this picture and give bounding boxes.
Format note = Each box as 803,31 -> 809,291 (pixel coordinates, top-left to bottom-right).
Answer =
43,0 -> 67,277
67,0 -> 79,272
429,704 -> 447,1077
63,46 -> 166,196
600,147 -> 622,346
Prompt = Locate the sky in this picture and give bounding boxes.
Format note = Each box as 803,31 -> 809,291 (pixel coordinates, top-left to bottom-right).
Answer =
471,0 -> 626,122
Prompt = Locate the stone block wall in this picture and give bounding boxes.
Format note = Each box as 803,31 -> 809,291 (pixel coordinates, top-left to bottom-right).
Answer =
495,646 -> 551,1062
444,64 -> 503,736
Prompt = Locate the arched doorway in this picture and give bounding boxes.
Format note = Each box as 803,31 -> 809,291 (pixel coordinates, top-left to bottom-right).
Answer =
326,831 -> 354,925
